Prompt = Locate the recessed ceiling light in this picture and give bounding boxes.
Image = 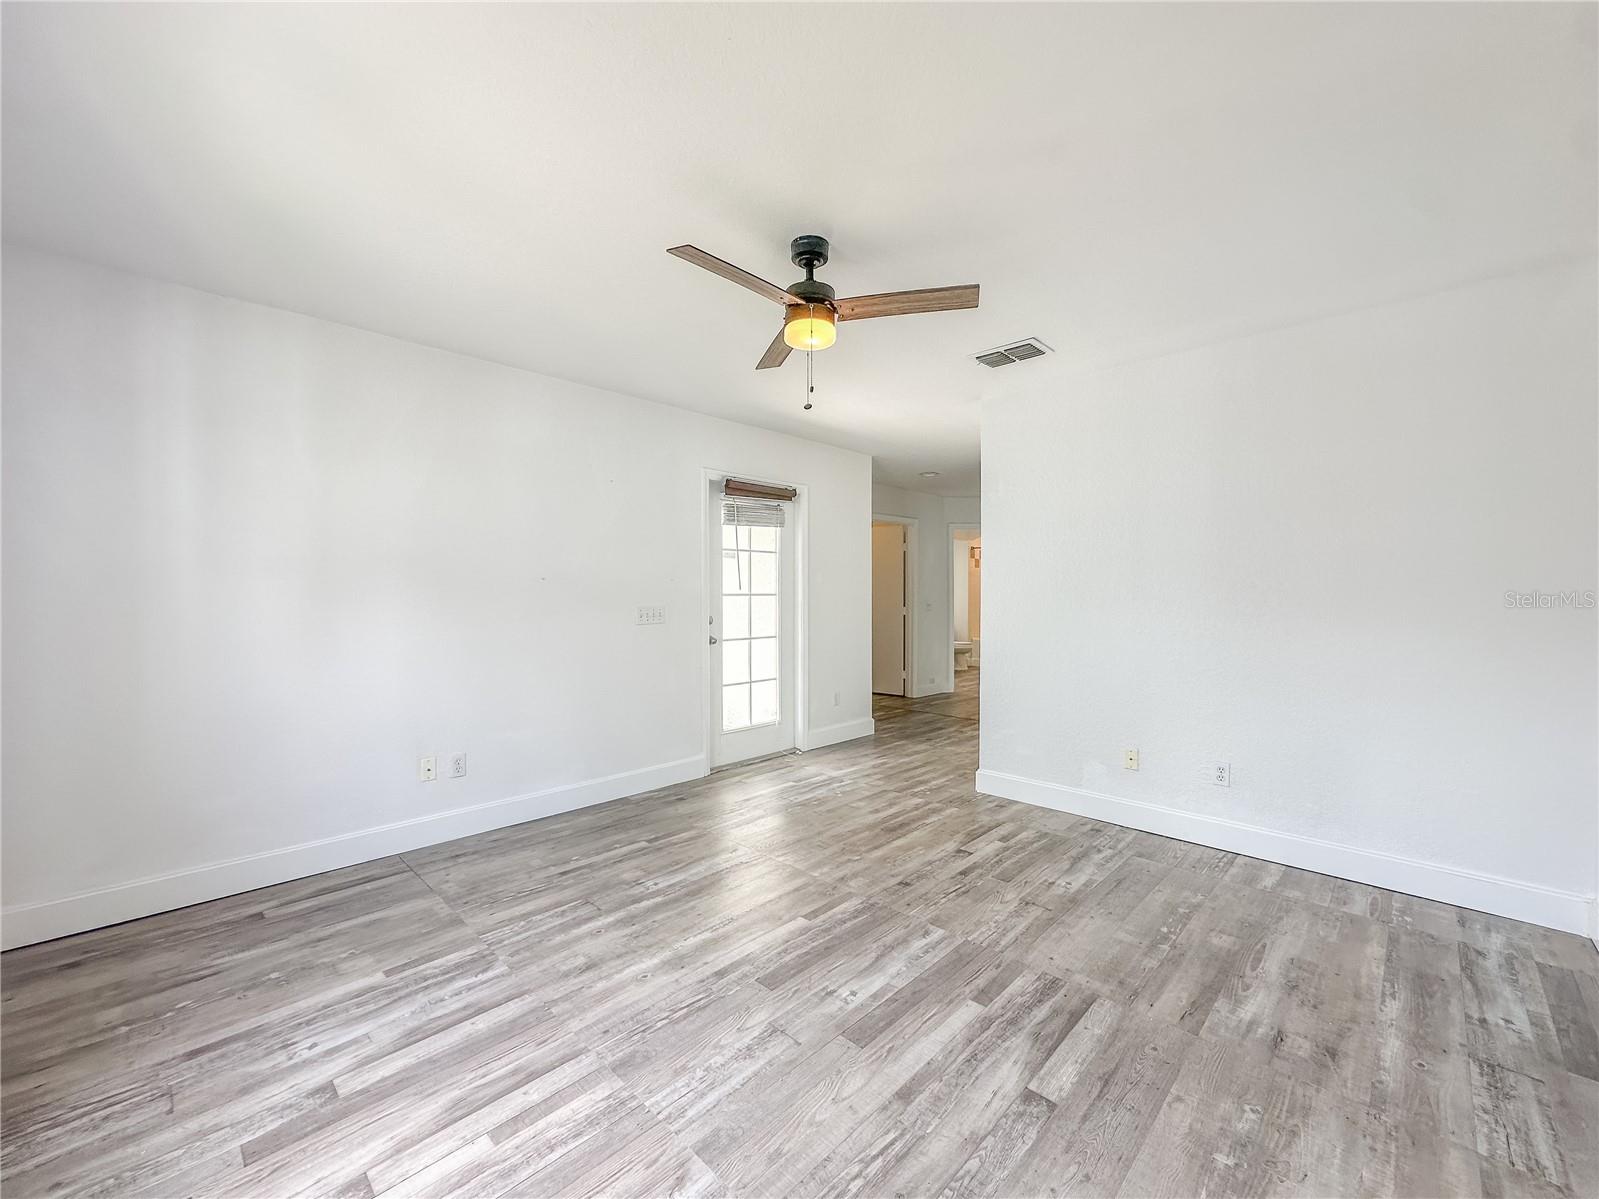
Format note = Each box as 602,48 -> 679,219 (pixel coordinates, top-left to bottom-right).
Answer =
920,471 -> 940,478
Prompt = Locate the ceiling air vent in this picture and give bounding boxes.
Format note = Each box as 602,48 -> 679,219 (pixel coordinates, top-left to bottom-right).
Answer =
973,339 -> 1051,368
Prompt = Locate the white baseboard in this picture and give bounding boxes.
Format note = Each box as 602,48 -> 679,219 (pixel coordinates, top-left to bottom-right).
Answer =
804,717 -> 876,751
0,755 -> 708,951
975,769 -> 1596,937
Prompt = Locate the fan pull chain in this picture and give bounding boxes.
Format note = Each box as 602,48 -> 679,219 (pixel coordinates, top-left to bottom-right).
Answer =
804,349 -> 814,411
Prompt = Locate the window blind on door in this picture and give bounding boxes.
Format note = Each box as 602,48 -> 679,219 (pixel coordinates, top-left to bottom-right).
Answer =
721,499 -> 786,528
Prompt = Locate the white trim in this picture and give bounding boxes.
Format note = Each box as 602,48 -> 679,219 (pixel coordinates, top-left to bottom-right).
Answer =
1,755 -> 707,951
870,512 -> 919,697
974,769 -> 1596,937
803,717 -> 876,751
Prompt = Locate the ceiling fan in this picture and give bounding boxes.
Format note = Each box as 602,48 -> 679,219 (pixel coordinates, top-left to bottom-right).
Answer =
667,235 -> 979,370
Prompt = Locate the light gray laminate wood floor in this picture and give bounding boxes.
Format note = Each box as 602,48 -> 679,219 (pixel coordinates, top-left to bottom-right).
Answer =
3,674 -> 1597,1198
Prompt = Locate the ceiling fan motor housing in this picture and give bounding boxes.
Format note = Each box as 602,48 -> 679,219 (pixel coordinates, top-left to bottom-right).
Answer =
787,278 -> 835,305
790,233 -> 830,276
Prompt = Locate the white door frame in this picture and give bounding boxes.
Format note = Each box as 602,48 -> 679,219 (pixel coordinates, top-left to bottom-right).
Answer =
948,522 -> 980,690
701,468 -> 810,766
871,512 -> 920,696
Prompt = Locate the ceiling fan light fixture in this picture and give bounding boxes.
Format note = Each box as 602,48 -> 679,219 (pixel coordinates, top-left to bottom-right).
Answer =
783,303 -> 836,351
666,237 -> 978,370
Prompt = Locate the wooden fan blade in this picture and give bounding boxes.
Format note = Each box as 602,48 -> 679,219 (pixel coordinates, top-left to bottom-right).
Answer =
835,284 -> 980,321
756,328 -> 792,370
667,245 -> 798,305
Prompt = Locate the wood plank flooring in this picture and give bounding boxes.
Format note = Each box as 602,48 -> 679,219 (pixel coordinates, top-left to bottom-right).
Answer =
3,673 -> 1596,1198
874,664 -> 980,723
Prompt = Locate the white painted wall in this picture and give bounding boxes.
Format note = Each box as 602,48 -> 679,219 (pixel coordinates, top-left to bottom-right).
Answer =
1,246 -> 874,948
872,485 -> 979,696
979,258 -> 1599,934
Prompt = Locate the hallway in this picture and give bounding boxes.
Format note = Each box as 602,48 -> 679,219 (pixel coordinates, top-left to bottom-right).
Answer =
3,690 -> 1596,1198
874,665 -> 980,725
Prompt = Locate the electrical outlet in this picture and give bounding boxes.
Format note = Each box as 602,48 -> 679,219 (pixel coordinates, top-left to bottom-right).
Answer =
1124,748 -> 1139,771
418,756 -> 437,782
635,605 -> 666,625
832,691 -> 840,707
1212,762 -> 1231,787
447,752 -> 467,779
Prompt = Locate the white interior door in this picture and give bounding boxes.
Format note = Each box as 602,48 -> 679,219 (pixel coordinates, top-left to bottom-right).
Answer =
871,522 -> 907,695
710,489 -> 796,767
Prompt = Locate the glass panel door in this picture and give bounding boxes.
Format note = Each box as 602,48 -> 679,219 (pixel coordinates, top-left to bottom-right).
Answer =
710,490 -> 795,766
721,522 -> 781,732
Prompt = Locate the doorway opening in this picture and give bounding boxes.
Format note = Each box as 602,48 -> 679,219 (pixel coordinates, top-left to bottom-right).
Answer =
951,526 -> 980,693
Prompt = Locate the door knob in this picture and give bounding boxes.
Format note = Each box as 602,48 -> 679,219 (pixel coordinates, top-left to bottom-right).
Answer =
709,635 -> 718,645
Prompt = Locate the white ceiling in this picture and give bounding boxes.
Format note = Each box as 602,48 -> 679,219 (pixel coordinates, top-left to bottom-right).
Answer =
4,3 -> 1594,496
